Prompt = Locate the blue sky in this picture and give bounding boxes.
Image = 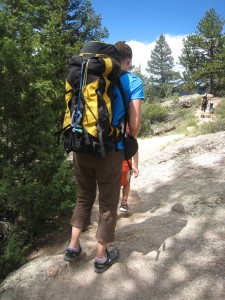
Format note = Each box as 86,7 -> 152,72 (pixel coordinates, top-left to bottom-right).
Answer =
90,0 -> 225,73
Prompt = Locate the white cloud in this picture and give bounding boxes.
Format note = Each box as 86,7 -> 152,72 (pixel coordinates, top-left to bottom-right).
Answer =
128,34 -> 186,74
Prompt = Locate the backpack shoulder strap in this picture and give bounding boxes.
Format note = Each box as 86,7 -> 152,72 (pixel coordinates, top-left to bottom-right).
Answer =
117,75 -> 133,171
116,75 -> 129,135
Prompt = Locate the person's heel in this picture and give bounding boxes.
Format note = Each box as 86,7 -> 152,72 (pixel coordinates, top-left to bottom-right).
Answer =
94,248 -> 119,273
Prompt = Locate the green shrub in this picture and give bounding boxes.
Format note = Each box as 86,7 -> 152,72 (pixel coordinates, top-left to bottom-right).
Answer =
0,157 -> 77,282
214,99 -> 225,118
140,102 -> 167,136
0,230 -> 26,282
199,119 -> 225,135
1,158 -> 76,235
161,95 -> 179,103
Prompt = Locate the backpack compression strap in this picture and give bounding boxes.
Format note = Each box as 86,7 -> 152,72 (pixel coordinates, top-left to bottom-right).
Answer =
117,77 -> 133,171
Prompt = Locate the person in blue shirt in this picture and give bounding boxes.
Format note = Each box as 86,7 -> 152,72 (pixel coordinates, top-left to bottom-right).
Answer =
112,42 -> 144,145
64,41 -> 144,273
113,41 -> 144,212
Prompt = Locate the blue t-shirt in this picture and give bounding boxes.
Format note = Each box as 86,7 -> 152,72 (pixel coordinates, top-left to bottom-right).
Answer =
112,72 -> 144,150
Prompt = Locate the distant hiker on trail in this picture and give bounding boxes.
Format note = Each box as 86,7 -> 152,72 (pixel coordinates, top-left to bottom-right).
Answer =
201,95 -> 208,113
63,41 -> 144,273
120,151 -> 139,213
209,100 -> 214,117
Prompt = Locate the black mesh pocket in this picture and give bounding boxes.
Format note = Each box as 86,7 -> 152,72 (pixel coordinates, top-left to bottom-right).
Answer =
63,129 -> 84,153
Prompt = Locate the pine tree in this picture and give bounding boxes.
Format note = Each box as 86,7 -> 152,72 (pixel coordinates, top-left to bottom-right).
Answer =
179,8 -> 225,95
146,34 -> 179,98
0,0 -> 108,279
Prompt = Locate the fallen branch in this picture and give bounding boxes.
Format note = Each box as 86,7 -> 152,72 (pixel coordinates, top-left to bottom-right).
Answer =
153,125 -> 176,135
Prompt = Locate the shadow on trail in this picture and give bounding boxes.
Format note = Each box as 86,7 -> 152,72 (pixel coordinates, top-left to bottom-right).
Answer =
115,213 -> 187,256
60,139 -> 225,300
1,133 -> 225,300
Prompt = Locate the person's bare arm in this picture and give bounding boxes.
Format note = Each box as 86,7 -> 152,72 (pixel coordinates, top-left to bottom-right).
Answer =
128,99 -> 142,138
132,151 -> 139,178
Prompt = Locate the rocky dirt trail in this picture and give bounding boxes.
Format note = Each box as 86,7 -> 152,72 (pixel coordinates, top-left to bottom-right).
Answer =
1,131 -> 225,300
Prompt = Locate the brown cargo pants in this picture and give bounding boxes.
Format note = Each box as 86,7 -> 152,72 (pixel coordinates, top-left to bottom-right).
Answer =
70,150 -> 123,243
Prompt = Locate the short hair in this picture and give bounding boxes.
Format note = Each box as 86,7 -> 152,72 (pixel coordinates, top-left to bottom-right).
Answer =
115,41 -> 132,60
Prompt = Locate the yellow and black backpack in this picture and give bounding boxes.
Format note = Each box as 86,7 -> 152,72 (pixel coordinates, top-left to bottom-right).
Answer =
60,41 -> 122,157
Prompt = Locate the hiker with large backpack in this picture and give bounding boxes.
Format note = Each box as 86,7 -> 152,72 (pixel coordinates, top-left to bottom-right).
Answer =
63,41 -> 144,273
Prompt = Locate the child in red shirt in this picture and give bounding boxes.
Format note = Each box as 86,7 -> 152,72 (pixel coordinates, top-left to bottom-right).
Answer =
119,151 -> 139,212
